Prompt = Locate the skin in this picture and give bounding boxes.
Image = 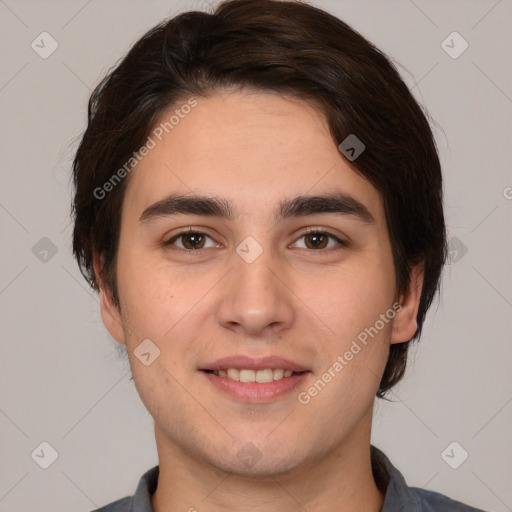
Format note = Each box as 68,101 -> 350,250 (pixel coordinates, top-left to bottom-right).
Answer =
93,89 -> 423,512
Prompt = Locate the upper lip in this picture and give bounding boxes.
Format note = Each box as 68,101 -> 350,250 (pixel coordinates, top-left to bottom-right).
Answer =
200,355 -> 310,373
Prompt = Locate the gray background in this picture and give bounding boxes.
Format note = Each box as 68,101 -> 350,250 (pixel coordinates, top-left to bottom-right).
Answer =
0,0 -> 511,510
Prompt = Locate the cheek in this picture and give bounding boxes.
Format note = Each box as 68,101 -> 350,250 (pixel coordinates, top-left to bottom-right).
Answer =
116,252 -> 210,376
303,260 -> 395,340
117,249 -> 180,328
303,263 -> 396,402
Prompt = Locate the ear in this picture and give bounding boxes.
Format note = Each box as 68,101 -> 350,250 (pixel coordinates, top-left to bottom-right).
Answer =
92,252 -> 126,344
391,264 -> 424,344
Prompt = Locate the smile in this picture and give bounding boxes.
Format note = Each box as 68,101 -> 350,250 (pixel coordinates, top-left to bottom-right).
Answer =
201,369 -> 310,403
208,368 -> 297,382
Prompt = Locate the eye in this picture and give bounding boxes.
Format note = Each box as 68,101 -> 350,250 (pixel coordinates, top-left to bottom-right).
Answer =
164,229 -> 219,250
163,227 -> 348,252
292,228 -> 347,250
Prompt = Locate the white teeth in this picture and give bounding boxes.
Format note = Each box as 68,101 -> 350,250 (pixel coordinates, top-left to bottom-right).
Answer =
273,368 -> 284,380
239,369 -> 255,382
255,369 -> 274,383
227,368 -> 239,381
213,368 -> 297,382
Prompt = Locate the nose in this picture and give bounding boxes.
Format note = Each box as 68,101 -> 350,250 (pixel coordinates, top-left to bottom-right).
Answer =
216,241 -> 295,338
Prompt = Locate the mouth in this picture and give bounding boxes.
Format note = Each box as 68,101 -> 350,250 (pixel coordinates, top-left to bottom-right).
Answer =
199,355 -> 311,402
200,368 -> 311,403
202,368 -> 307,382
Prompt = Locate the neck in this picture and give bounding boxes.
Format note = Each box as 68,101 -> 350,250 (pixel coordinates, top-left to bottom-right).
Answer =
151,411 -> 385,512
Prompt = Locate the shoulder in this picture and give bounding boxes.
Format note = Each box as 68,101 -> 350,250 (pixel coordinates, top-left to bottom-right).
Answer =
92,496 -> 133,512
88,465 -> 159,512
371,445 -> 489,512
410,486 -> 489,512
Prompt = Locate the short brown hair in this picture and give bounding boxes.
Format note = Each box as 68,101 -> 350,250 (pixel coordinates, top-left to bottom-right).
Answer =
71,0 -> 447,398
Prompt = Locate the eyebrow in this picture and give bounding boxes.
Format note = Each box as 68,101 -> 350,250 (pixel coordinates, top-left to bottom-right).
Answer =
139,192 -> 375,225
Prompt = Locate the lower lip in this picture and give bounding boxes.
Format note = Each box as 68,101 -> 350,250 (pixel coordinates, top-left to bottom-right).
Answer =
201,371 -> 310,403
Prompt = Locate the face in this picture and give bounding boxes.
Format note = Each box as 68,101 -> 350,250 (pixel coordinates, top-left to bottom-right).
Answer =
95,90 -> 421,477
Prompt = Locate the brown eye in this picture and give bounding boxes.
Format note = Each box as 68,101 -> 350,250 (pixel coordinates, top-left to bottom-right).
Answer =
181,232 -> 206,249
165,230 -> 217,250
304,232 -> 329,249
293,229 -> 347,250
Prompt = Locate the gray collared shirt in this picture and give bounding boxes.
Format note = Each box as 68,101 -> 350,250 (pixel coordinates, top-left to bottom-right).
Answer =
92,446 -> 487,511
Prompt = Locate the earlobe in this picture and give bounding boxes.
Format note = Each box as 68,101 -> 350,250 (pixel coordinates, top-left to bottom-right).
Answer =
391,265 -> 424,344
93,253 -> 126,344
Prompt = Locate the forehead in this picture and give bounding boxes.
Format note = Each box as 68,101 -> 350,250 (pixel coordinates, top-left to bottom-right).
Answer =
122,90 -> 384,224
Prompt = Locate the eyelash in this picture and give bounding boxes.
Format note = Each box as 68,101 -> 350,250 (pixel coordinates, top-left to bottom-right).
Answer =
163,227 -> 348,252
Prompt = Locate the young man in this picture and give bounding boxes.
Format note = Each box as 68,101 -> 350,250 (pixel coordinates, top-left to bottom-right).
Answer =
71,0 -> 486,510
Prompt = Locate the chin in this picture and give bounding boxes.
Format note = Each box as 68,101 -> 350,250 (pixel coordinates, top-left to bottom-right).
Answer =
204,441 -> 306,479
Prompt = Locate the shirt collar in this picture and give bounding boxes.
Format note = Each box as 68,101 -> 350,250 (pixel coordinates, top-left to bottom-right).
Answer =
129,445 -> 420,511
371,445 -> 423,511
